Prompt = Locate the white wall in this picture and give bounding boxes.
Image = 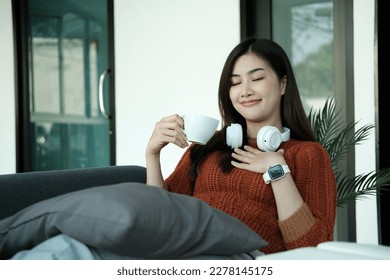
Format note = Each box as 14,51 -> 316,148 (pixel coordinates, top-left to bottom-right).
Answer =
0,0 -> 240,177
354,0 -> 378,244
0,0 -> 16,174
114,0 -> 240,177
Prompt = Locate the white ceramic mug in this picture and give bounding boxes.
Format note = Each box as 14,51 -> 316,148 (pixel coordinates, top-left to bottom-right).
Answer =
183,113 -> 219,145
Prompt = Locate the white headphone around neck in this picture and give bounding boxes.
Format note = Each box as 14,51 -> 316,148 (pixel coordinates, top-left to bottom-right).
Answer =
226,123 -> 290,152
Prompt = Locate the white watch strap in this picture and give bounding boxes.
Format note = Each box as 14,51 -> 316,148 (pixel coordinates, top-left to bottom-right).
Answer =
263,164 -> 290,184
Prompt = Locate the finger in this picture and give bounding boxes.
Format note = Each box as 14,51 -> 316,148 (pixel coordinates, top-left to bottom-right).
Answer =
233,148 -> 251,156
176,114 -> 185,128
233,148 -> 255,158
168,135 -> 188,148
231,152 -> 251,164
160,114 -> 185,129
172,114 -> 185,128
158,119 -> 182,131
157,117 -> 186,137
243,145 -> 261,154
155,133 -> 187,149
158,126 -> 188,147
153,121 -> 187,146
231,160 -> 250,170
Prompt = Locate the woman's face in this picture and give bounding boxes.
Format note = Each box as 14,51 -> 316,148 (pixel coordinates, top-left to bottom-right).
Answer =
229,52 -> 286,127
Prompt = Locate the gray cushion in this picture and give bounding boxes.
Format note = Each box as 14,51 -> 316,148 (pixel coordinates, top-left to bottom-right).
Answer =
0,182 -> 267,259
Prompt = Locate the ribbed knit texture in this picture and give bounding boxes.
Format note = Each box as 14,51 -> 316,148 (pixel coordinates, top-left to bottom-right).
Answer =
164,139 -> 337,254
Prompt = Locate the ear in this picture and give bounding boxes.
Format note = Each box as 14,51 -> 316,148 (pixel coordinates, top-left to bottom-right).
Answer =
280,76 -> 287,95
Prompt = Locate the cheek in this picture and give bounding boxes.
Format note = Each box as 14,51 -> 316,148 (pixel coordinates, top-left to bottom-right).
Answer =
229,87 -> 240,102
229,92 -> 241,112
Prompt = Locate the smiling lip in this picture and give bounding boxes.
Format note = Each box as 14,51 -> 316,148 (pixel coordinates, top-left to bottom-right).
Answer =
241,99 -> 261,107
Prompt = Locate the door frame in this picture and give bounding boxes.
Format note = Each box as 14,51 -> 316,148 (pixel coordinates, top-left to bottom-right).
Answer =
12,0 -> 116,172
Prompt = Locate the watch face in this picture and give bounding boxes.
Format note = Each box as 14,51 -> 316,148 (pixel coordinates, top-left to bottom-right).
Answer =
269,165 -> 285,180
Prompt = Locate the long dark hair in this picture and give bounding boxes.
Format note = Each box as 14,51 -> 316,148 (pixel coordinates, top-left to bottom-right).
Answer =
188,38 -> 316,181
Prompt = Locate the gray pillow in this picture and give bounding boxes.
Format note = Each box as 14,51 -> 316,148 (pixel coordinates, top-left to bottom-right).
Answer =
0,182 -> 267,259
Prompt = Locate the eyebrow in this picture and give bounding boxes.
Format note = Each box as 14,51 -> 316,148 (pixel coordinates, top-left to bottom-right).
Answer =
231,67 -> 265,77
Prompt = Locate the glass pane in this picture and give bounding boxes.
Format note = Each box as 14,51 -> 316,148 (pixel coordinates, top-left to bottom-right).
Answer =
31,122 -> 109,170
89,39 -> 99,117
28,0 -> 110,171
63,13 -> 86,116
273,0 -> 334,113
30,17 -> 61,114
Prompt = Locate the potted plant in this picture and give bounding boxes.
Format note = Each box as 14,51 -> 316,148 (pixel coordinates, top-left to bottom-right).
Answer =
308,96 -> 390,207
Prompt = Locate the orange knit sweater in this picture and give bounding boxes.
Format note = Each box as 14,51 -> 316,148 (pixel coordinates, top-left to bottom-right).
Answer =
164,139 -> 337,254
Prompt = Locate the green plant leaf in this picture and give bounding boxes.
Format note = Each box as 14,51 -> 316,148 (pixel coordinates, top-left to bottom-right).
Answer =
337,169 -> 390,207
308,96 -> 389,206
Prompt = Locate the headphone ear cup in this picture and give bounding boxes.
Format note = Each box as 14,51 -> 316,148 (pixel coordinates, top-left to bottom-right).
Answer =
226,123 -> 243,149
257,126 -> 282,152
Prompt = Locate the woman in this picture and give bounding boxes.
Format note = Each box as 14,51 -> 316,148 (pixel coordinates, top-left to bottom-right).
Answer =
145,38 -> 337,254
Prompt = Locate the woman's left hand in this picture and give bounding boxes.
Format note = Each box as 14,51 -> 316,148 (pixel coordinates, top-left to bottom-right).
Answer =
231,146 -> 286,173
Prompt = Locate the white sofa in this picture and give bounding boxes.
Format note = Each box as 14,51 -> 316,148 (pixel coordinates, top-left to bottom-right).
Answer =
256,241 -> 390,260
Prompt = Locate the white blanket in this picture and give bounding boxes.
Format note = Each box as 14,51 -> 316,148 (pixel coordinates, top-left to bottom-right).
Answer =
11,234 -> 263,260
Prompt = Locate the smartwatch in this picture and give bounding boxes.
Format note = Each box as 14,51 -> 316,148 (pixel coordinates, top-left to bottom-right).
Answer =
263,164 -> 290,184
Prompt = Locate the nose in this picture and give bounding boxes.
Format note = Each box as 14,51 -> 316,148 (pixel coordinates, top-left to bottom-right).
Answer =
240,81 -> 253,97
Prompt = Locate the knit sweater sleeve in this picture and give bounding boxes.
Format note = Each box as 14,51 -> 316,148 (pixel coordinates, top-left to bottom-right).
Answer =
163,146 -> 194,195
278,141 -> 337,250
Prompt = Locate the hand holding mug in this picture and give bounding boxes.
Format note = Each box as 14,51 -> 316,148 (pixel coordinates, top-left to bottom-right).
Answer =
146,114 -> 188,157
